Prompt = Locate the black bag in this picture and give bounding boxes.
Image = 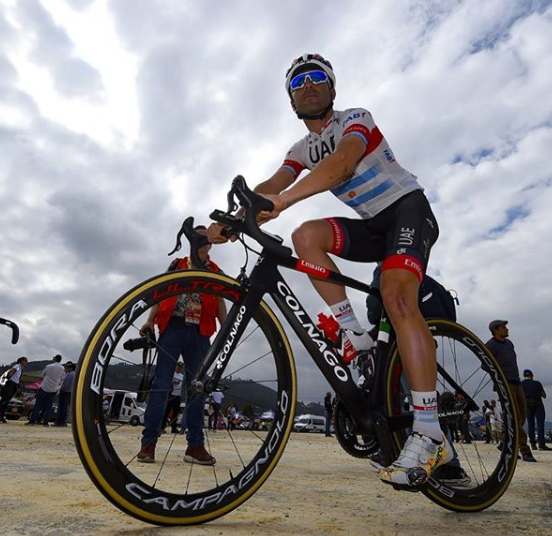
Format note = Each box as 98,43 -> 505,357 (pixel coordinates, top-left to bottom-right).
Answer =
366,266 -> 457,324
418,276 -> 457,321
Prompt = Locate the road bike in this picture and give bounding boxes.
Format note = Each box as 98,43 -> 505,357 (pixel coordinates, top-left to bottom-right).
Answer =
72,176 -> 519,526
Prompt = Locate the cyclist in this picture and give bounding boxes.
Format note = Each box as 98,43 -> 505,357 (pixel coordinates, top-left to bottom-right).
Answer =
209,53 -> 451,486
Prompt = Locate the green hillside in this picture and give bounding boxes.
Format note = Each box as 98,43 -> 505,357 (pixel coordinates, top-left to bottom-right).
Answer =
2,360 -> 323,417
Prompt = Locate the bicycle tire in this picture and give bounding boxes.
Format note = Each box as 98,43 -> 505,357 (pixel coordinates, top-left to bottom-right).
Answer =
383,319 -> 518,512
72,270 -> 297,525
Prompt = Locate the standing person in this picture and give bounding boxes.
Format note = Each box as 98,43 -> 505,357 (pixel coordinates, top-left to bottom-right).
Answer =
482,400 -> 493,444
162,362 -> 184,434
227,403 -> 237,431
209,390 -> 224,431
209,53 -> 451,487
26,354 -> 64,426
485,320 -> 536,462
456,392 -> 472,444
0,357 -> 28,423
136,226 -> 227,465
521,369 -> 550,451
56,362 -> 75,427
324,392 -> 333,437
487,400 -> 503,444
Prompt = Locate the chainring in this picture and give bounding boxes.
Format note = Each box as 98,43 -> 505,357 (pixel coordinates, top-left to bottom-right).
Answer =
333,398 -> 379,459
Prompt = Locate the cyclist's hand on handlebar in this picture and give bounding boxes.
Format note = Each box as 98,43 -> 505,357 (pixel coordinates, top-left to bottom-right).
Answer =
207,222 -> 238,244
257,193 -> 286,224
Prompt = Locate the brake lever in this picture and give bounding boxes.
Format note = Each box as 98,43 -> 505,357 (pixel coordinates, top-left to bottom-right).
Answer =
183,217 -> 209,269
167,220 -> 186,256
0,317 -> 19,345
227,182 -> 239,213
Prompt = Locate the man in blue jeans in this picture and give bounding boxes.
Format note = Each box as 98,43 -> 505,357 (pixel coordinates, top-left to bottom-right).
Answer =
521,369 -> 551,451
26,354 -> 64,426
137,226 -> 227,465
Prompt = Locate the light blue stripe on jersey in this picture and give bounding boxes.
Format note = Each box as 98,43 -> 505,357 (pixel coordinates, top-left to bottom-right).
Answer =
345,180 -> 393,207
332,164 -> 381,196
342,131 -> 368,145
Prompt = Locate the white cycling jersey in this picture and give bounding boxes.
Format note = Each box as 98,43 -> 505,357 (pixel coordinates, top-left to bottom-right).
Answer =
282,108 -> 421,219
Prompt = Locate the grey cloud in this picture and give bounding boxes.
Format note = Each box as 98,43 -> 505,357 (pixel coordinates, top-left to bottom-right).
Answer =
52,57 -> 104,98
0,55 -> 17,83
64,0 -> 96,11
0,8 -> 16,48
16,0 -> 104,100
17,0 -> 74,63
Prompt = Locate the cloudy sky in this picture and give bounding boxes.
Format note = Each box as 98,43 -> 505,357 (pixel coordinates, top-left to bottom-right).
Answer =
1,0 -> 552,413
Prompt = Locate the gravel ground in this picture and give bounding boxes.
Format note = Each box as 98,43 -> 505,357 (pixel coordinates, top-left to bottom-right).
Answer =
1,420 -> 551,536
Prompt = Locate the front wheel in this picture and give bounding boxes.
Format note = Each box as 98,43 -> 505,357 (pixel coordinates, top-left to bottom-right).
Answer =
384,319 -> 519,512
72,270 -> 297,525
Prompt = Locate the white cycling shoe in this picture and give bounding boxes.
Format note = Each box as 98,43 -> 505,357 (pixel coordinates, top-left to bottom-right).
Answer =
376,432 -> 453,487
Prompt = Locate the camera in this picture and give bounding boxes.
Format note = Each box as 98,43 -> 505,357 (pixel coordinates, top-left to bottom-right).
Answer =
123,335 -> 156,352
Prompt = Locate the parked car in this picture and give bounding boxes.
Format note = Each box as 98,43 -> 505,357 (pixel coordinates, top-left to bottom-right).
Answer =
104,389 -> 145,426
5,399 -> 24,420
293,414 -> 326,433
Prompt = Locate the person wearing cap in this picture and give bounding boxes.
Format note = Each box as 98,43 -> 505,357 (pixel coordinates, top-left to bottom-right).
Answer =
209,53 -> 451,487
485,320 -> 537,462
521,369 -> 550,451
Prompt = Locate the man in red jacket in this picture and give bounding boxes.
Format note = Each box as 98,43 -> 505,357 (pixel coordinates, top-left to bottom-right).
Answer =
137,225 -> 227,465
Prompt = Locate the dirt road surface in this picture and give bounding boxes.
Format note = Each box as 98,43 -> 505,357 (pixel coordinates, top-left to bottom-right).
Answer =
1,420 -> 551,536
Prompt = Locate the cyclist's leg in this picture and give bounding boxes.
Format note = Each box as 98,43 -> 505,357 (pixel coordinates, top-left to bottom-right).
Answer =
376,191 -> 454,485
291,218 -> 377,351
291,219 -> 347,304
381,269 -> 437,392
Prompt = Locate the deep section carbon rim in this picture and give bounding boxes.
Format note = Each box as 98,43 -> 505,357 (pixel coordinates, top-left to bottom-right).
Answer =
72,270 -> 296,525
385,319 -> 518,512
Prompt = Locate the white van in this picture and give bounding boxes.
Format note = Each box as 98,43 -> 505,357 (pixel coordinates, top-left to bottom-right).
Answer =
293,414 -> 326,433
104,389 -> 146,426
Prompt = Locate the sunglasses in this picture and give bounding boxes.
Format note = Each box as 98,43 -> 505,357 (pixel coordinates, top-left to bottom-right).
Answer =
289,70 -> 329,91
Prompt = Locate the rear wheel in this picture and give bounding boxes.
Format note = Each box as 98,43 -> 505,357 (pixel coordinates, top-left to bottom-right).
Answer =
384,319 -> 518,512
72,270 -> 297,525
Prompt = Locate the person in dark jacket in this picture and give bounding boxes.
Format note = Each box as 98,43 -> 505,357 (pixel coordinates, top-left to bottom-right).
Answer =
485,320 -> 536,462
521,369 -> 550,451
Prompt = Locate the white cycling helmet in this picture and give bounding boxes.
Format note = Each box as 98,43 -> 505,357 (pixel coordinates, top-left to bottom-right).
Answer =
285,53 -> 336,96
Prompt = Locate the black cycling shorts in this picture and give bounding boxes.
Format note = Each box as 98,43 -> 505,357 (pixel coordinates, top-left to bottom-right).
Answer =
325,190 -> 439,282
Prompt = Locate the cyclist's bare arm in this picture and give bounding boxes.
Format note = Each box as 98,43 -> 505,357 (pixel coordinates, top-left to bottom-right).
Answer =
268,135 -> 366,216
253,167 -> 296,196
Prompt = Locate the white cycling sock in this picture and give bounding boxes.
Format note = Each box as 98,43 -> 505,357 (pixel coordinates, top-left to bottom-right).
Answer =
411,390 -> 443,442
330,299 -> 373,351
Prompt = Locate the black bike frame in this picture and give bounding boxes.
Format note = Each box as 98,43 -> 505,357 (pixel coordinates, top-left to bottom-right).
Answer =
194,248 -> 409,456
